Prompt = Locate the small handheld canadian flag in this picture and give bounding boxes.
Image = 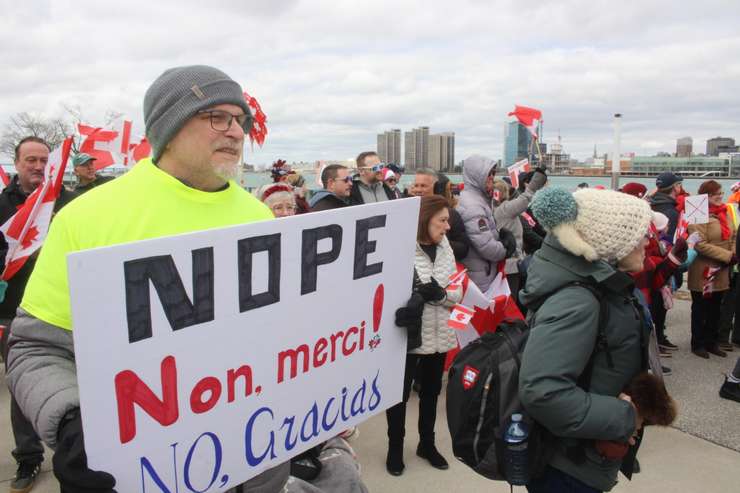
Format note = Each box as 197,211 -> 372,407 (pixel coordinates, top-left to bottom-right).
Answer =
448,304 -> 475,330
0,137 -> 73,282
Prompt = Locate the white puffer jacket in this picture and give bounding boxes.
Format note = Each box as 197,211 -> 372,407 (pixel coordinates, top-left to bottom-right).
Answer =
409,235 -> 463,355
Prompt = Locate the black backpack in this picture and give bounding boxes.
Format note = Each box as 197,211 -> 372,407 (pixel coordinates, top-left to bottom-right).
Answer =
446,282 -> 611,483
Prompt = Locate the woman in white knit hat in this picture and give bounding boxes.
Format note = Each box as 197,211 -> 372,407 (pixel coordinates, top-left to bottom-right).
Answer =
518,187 -> 664,493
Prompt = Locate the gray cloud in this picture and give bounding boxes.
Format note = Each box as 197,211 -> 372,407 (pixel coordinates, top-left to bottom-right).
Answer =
1,0 -> 739,164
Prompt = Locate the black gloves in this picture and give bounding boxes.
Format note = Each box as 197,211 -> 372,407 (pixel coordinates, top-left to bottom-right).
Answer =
395,292 -> 425,351
416,277 -> 447,302
54,409 -> 117,493
499,228 -> 517,258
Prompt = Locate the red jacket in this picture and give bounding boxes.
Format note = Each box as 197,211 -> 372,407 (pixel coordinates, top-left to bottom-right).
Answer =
631,234 -> 681,304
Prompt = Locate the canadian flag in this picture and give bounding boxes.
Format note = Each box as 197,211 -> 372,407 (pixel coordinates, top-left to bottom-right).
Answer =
77,120 -> 151,169
508,105 -> 542,138
445,262 -> 524,368
448,304 -> 475,330
507,158 -> 531,189
0,138 -> 73,280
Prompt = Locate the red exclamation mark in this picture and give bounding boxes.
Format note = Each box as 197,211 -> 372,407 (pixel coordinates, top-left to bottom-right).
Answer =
373,284 -> 384,332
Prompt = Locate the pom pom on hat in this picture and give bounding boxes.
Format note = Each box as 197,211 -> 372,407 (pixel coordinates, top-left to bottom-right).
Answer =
531,187 -> 578,230
532,187 -> 654,263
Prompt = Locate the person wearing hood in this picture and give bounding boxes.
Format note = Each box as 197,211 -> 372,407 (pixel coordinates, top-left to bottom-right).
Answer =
490,167 -> 547,296
456,155 -> 516,293
519,187 -> 661,492
309,164 -> 352,212
348,152 -> 396,205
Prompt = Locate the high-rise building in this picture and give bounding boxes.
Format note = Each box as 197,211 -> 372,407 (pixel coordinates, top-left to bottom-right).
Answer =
676,137 -> 692,157
376,129 -> 402,165
428,132 -> 455,172
707,137 -> 737,156
404,126 -> 430,169
504,121 -> 532,167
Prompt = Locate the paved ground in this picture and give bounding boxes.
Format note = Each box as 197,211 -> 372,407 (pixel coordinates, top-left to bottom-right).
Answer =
1,296 -> 738,492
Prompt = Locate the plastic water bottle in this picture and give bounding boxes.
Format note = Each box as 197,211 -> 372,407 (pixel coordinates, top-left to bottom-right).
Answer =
504,413 -> 530,485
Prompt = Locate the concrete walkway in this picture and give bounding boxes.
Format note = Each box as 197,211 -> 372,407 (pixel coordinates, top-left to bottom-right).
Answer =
2,296 -> 738,492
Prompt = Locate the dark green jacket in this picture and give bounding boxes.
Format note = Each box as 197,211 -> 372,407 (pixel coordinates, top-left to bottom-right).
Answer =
518,234 -> 647,492
74,174 -> 115,194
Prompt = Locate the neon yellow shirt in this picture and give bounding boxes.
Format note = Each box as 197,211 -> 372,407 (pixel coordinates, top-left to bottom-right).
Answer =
21,158 -> 273,330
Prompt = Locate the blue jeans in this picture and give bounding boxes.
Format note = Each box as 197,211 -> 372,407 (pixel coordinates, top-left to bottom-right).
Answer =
526,466 -> 601,493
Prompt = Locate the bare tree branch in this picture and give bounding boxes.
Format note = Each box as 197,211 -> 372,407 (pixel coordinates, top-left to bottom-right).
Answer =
0,112 -> 72,160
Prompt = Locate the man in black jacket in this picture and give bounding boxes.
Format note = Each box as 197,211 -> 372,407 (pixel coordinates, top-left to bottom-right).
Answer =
309,164 -> 352,211
0,136 -> 77,493
348,151 -> 396,205
410,169 -> 470,261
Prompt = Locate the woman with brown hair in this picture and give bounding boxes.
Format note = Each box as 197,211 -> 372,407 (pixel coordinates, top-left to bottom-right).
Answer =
387,195 -> 463,476
688,180 -> 737,359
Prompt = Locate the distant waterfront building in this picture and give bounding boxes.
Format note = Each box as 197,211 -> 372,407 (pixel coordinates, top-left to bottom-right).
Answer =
504,121 -> 533,167
676,137 -> 692,157
376,129 -> 402,165
707,137 -> 737,156
404,126 -> 430,169
541,134 -> 570,173
428,132 -> 455,172
632,156 -> 730,177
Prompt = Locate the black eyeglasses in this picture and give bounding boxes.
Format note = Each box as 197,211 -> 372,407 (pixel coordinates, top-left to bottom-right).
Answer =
197,110 -> 250,132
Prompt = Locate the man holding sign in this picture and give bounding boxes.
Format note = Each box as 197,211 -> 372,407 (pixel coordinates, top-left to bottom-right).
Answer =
5,66 -> 288,492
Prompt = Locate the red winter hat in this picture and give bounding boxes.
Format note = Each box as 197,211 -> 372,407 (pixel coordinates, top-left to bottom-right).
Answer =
621,182 -> 647,198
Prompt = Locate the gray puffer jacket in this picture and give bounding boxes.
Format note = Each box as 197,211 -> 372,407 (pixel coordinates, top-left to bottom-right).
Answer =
492,170 -> 547,274
456,155 -> 505,292
518,234 -> 647,492
7,308 -> 290,491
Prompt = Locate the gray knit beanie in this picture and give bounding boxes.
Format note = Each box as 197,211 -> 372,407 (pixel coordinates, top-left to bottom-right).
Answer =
143,65 -> 253,163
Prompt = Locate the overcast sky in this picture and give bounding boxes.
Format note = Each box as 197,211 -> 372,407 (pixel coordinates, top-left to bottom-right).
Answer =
2,0 -> 739,166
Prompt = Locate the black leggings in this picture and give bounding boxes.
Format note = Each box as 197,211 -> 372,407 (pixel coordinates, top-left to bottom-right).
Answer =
385,352 -> 446,445
690,291 -> 724,350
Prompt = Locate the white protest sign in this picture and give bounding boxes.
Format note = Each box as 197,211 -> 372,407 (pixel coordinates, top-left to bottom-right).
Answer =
507,159 -> 531,189
684,194 -> 709,224
68,199 -> 419,492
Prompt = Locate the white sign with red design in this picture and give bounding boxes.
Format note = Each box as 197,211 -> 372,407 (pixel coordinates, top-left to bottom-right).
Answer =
684,194 -> 709,225
508,159 -> 531,189
68,199 -> 419,492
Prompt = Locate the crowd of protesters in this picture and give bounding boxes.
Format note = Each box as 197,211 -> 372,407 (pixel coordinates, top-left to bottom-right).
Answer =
0,64 -> 737,493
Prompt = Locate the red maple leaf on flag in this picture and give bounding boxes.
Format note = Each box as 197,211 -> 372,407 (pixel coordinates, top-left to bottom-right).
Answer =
21,225 -> 39,249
